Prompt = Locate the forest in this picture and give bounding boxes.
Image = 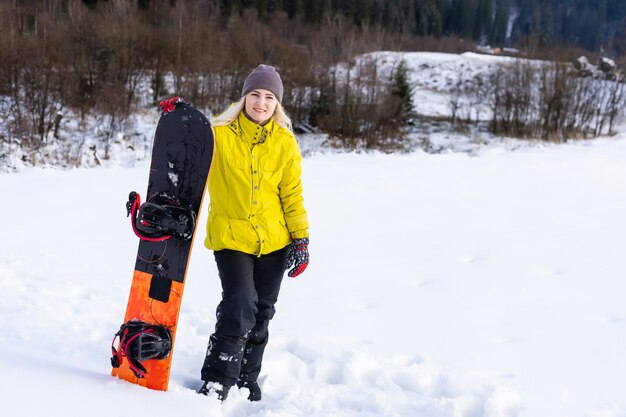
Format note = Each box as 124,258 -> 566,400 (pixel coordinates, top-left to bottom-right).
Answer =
181,0 -> 626,54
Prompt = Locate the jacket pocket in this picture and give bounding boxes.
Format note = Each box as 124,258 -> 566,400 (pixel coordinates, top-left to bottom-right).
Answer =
208,213 -> 231,248
260,157 -> 281,191
267,219 -> 290,248
226,152 -> 249,170
228,219 -> 254,247
260,157 -> 281,172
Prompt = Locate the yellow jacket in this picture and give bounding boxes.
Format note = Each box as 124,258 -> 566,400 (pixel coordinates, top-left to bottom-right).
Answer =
204,112 -> 309,256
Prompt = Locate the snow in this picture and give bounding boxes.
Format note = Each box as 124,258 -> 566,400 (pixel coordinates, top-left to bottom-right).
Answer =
2,50 -> 626,416
2,128 -> 626,417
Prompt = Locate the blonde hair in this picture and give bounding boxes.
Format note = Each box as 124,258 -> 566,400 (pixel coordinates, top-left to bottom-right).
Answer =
211,96 -> 293,131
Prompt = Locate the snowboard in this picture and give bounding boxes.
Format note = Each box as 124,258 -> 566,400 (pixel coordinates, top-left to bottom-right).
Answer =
111,99 -> 213,391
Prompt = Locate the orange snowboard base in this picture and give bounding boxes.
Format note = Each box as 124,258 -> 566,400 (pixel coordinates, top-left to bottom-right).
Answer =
111,270 -> 185,391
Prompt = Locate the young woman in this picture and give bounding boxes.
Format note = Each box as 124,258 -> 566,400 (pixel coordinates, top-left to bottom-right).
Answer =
198,64 -> 309,402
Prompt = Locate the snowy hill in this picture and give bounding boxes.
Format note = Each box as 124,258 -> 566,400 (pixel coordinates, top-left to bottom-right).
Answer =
2,126 -> 626,416
360,51 -> 511,119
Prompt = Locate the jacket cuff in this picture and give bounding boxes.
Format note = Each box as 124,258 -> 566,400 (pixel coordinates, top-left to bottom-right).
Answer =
290,230 -> 309,239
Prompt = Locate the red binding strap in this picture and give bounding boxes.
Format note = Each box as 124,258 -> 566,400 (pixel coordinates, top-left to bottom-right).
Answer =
111,327 -> 149,378
129,193 -> 171,242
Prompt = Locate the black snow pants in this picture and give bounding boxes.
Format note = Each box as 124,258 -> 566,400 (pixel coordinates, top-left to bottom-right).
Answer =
200,246 -> 289,387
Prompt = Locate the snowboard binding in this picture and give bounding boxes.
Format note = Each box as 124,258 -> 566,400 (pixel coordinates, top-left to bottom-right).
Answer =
111,320 -> 172,379
127,192 -> 196,241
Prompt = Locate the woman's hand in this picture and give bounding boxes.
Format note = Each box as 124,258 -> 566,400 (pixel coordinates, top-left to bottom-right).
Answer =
285,238 -> 309,278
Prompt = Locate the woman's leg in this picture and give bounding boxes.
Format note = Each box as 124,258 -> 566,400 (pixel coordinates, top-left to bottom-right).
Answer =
200,249 -> 257,388
239,246 -> 289,383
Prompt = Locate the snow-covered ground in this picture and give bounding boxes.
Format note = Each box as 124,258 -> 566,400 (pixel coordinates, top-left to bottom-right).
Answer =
1,126 -> 626,417
1,50 -> 625,416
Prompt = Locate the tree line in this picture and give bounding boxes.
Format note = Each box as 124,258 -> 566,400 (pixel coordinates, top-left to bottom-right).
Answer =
158,0 -> 625,54
0,0 -> 624,168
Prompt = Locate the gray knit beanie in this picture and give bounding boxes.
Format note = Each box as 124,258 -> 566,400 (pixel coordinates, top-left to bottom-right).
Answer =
241,64 -> 284,102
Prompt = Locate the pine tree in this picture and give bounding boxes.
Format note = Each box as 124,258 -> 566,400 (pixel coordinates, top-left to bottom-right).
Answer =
414,0 -> 427,36
539,0 -> 555,45
283,0 -> 300,18
598,0 -> 608,47
473,0 -> 493,42
448,0 -> 462,36
256,0 -> 269,21
427,0 -> 444,37
354,0 -> 371,26
219,0 -> 232,18
461,0 -> 478,39
415,0 -> 444,37
390,59 -> 414,124
401,0 -> 416,33
304,0 -> 322,23
382,0 -> 402,33
369,0 -> 383,26
491,0 -> 509,46
269,0 -> 283,13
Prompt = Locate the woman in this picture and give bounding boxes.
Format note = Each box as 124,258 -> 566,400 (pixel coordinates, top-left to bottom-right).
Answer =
198,64 -> 309,402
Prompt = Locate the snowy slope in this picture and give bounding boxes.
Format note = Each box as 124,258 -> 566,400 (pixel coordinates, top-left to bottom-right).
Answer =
359,51 -> 516,119
2,128 -> 626,416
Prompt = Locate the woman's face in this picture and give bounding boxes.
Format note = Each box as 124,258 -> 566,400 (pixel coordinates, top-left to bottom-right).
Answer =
244,89 -> 278,124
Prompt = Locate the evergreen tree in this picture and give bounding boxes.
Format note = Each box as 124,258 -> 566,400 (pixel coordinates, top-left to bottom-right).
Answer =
369,0 -> 383,27
390,59 -> 414,124
491,0 -> 509,45
382,0 -> 402,33
473,0 -> 493,42
219,0 -> 232,18
448,0 -> 463,36
427,0 -> 444,37
256,0 -> 269,21
304,0 -> 322,23
511,0 -> 535,39
433,0 -> 448,35
581,5 -> 601,51
598,0 -> 608,47
415,0 -> 443,37
560,5 -> 575,43
539,0 -> 555,45
354,0 -> 370,26
401,0 -> 416,34
414,0 -> 427,36
283,0 -> 300,18
460,0 -> 478,39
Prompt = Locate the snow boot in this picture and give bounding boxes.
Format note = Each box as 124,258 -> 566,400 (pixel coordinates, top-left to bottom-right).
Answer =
237,380 -> 262,401
198,381 -> 230,402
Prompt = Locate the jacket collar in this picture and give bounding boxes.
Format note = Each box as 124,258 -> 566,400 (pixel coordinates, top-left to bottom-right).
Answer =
228,112 -> 279,145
